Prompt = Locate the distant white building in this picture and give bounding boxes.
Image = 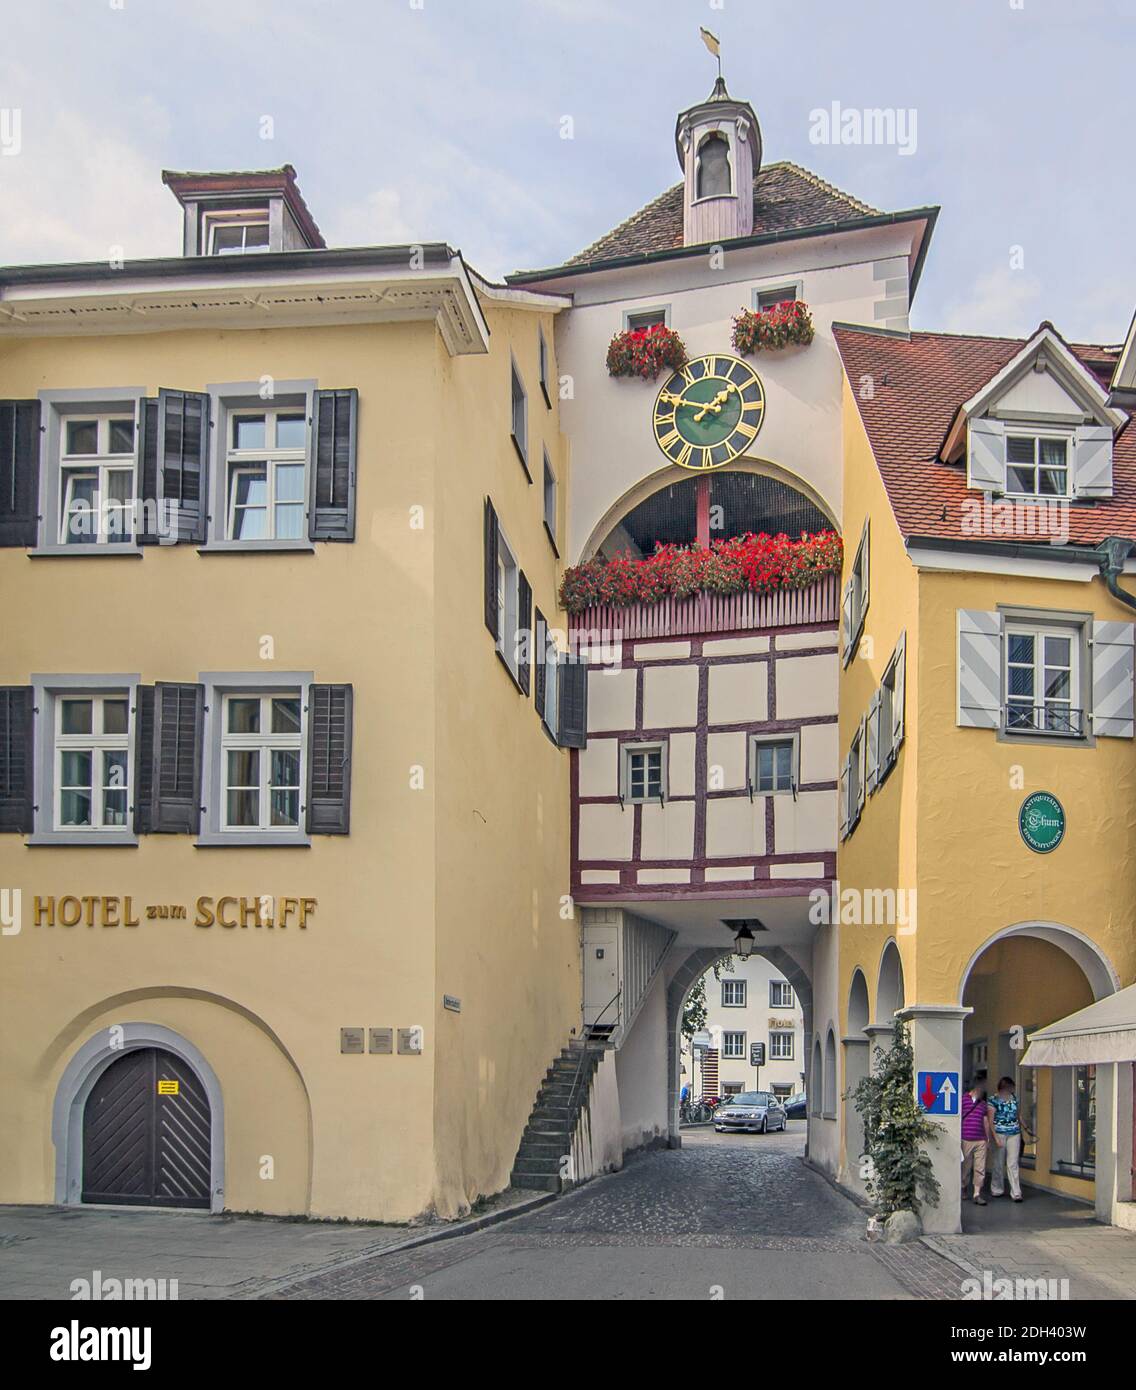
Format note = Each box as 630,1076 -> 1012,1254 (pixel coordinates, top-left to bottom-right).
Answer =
681,954 -> 806,1101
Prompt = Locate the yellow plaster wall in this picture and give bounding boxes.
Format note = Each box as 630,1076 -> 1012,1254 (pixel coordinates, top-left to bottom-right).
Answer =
430,303 -> 580,1216
836,381 -> 920,1029
0,311 -> 576,1223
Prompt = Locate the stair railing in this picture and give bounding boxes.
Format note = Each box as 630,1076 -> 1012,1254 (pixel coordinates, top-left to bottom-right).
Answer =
565,989 -> 622,1133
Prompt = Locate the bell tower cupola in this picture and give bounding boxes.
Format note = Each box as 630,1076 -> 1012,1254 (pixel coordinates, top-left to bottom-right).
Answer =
675,70 -> 761,247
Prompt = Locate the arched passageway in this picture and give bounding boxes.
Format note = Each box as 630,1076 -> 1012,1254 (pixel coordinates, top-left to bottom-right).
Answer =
841,969 -> 871,1189
876,939 -> 905,1024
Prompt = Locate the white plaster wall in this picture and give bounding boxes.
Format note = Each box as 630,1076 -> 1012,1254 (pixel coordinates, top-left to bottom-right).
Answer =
579,802 -> 632,860
588,668 -> 636,732
530,222 -> 920,563
572,1046 -> 624,1182
643,665 -> 698,729
640,800 -> 695,860
708,661 -> 768,724
614,971 -> 670,1150
706,797 -> 766,857
776,652 -> 839,719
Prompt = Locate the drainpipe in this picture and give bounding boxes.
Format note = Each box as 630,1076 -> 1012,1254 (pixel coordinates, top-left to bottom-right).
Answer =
1096,537 -> 1136,614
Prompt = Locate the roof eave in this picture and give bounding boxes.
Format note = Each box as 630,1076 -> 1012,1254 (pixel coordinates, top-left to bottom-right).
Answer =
506,206 -> 940,287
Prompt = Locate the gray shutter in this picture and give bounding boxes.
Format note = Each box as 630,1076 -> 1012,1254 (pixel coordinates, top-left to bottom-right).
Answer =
484,497 -> 499,638
968,417 -> 1006,492
856,714 -> 867,816
1072,424 -> 1114,498
157,389 -> 210,543
841,580 -> 854,667
534,609 -> 547,719
557,660 -> 588,749
517,570 -> 532,696
858,517 -> 870,633
892,630 -> 907,752
958,609 -> 1002,729
308,388 -> 358,540
305,684 -> 353,834
136,399 -> 161,546
1091,620 -> 1135,738
865,691 -> 881,794
0,686 -> 35,833
151,682 -> 204,833
0,400 -> 41,548
132,684 -> 155,834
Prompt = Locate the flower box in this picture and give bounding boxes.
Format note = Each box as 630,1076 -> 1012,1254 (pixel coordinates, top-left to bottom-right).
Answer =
731,301 -> 815,355
559,531 -> 842,615
605,323 -> 689,381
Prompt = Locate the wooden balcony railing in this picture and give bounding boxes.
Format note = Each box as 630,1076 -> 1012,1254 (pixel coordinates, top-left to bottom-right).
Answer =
567,573 -> 838,640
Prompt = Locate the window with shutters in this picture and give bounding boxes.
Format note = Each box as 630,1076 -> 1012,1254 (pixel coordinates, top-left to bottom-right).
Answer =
543,449 -> 558,553
54,694 -> 131,830
843,518 -> 869,666
1004,623 -> 1082,736
770,980 -> 794,1008
58,414 -> 137,546
748,734 -> 797,795
510,358 -> 529,475
721,979 -> 746,1007
722,1030 -> 746,1060
875,633 -> 906,786
224,407 -> 308,541
542,621 -> 560,740
843,719 -> 865,839
221,693 -> 303,830
620,742 -> 666,804
538,328 -> 553,408
496,526 -> 521,678
1005,431 -> 1070,497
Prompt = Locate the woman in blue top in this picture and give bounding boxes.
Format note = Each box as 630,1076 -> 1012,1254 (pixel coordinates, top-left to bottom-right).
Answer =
988,1076 -> 1029,1201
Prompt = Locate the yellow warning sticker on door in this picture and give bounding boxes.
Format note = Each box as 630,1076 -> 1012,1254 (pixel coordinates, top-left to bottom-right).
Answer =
157,1080 -> 179,1095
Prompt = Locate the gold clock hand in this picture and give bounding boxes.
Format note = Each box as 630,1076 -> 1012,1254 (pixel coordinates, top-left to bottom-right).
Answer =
693,389 -> 730,422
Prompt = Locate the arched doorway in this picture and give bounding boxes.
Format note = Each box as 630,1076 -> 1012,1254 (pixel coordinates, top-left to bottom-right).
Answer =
958,924 -> 1118,1201
876,939 -> 905,1023
82,1046 -> 212,1208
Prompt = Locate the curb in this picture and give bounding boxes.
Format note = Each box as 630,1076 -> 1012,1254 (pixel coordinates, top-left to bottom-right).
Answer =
250,1190 -> 559,1298
919,1233 -> 986,1281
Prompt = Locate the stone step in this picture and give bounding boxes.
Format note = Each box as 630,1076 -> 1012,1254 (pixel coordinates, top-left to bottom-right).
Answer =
511,1170 -> 561,1193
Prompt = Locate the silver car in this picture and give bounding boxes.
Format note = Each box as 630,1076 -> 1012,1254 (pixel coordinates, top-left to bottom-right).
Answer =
714,1090 -> 787,1134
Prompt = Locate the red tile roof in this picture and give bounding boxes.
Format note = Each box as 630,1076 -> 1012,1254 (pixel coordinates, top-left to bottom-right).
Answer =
832,325 -> 1131,547
565,161 -> 882,268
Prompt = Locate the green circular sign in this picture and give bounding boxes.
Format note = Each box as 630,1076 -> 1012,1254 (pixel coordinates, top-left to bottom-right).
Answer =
1018,791 -> 1065,854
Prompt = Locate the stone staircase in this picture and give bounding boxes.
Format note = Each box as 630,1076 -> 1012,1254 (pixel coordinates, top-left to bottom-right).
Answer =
510,1038 -> 607,1193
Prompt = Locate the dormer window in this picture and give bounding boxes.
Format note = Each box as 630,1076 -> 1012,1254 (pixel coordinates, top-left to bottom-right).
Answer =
204,211 -> 270,255
695,133 -> 731,198
1005,433 -> 1069,497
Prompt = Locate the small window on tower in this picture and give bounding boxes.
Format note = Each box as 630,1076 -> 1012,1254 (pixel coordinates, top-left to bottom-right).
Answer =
696,133 -> 731,198
205,211 -> 271,255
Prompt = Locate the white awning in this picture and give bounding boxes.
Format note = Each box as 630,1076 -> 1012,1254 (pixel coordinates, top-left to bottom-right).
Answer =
1019,984 -> 1136,1068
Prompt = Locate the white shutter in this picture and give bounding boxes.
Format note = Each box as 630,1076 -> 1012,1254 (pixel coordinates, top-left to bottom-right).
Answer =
1091,620 -> 1135,738
967,418 -> 1006,492
1072,424 -> 1114,498
892,630 -> 907,752
856,715 -> 867,816
858,517 -> 870,632
866,691 -> 881,794
958,610 -> 1002,729
838,754 -> 850,840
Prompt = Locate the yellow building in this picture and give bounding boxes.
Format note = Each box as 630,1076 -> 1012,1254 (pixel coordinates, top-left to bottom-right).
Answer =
0,167 -> 583,1222
833,320 -> 1136,1230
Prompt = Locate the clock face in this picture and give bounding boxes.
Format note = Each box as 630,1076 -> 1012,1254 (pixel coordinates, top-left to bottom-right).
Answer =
652,354 -> 766,471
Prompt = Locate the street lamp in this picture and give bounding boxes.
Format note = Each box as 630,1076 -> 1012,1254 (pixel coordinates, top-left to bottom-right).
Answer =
732,922 -> 760,958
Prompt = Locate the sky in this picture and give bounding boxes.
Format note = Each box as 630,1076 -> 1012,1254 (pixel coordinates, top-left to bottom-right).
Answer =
0,0 -> 1132,342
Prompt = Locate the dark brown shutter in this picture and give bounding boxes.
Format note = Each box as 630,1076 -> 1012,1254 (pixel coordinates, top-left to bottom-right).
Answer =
132,685 -> 155,833
0,686 -> 35,832
0,400 -> 41,548
308,388 -> 358,541
534,609 -> 547,719
305,684 -> 353,834
483,497 -> 499,637
157,389 -> 210,543
517,570 -> 532,696
151,682 -> 204,833
135,399 -> 161,546
557,660 -> 588,749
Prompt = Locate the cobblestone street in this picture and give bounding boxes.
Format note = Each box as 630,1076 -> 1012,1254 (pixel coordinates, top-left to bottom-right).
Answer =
269,1126 -> 967,1300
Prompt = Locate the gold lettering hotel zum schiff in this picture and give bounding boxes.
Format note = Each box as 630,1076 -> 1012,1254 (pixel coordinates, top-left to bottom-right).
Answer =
32,896 -> 316,929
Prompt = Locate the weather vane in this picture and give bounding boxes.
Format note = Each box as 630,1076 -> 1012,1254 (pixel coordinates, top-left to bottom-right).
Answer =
700,26 -> 722,80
